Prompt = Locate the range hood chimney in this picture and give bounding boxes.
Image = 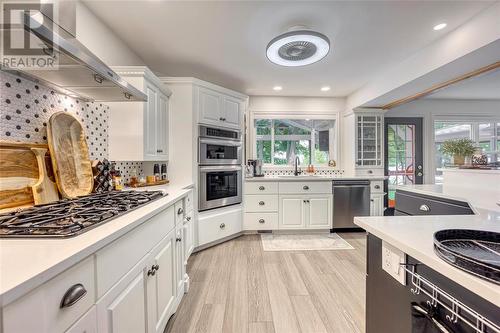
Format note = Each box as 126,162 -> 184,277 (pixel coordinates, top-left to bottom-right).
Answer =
1,8 -> 147,102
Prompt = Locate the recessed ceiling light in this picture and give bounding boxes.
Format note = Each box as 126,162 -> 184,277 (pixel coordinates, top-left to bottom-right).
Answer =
267,29 -> 330,67
321,86 -> 331,92
273,86 -> 283,91
433,23 -> 447,31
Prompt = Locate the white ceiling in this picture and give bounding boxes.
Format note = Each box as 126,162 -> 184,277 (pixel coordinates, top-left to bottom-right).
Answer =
425,69 -> 500,100
84,1 -> 494,97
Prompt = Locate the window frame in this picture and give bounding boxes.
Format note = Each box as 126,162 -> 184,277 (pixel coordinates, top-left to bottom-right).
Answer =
249,112 -> 339,168
432,116 -> 500,183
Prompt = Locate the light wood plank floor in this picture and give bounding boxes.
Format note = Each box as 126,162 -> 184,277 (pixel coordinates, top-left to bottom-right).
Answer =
164,233 -> 366,333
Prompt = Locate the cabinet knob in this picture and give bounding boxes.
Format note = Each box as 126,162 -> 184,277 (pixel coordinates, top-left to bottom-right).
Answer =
154,264 -> 159,271
177,208 -> 184,215
60,284 -> 87,308
259,201 -> 265,206
186,216 -> 192,221
220,223 -> 226,229
374,185 -> 380,189
303,185 -> 309,190
419,204 -> 430,212
368,170 -> 373,174
259,186 -> 265,191
370,199 -> 374,202
258,219 -> 265,224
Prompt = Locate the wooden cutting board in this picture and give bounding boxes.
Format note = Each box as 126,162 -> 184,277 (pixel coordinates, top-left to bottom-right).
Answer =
31,147 -> 59,205
0,142 -> 54,209
47,112 -> 94,198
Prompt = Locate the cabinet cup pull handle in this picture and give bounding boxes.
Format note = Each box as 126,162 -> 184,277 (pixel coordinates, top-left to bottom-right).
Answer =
186,216 -> 192,221
259,186 -> 265,190
60,284 -> 87,308
153,264 -> 159,271
147,269 -> 156,276
258,219 -> 265,224
220,223 -> 226,229
303,185 -> 309,190
419,204 -> 430,212
177,208 -> 184,215
374,185 -> 380,189
176,237 -> 182,242
259,201 -> 265,206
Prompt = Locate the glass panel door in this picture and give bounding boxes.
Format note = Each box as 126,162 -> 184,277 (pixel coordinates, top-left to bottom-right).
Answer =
384,118 -> 423,210
357,115 -> 383,167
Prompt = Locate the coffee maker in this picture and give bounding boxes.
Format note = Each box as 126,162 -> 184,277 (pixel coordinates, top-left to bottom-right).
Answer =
247,159 -> 264,177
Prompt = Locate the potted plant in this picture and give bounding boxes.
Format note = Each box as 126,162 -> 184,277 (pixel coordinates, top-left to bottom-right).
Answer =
441,138 -> 476,165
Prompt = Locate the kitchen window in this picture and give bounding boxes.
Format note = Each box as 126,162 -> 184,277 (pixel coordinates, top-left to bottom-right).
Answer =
434,120 -> 500,183
253,118 -> 336,166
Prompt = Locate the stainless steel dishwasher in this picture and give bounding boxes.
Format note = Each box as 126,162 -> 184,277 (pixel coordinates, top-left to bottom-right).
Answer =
332,180 -> 371,230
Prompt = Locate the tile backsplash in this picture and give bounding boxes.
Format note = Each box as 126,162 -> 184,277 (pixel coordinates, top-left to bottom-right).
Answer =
262,166 -> 344,177
1,70 -> 109,159
0,70 -> 167,184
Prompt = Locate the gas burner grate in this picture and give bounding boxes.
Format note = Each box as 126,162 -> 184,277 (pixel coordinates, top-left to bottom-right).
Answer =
0,191 -> 165,238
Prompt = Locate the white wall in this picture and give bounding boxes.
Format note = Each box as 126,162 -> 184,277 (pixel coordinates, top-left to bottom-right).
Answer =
76,2 -> 145,66
385,98 -> 500,183
247,96 -> 346,168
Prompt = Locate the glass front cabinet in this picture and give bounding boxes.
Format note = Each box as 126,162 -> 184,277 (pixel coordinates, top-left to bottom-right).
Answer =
355,113 -> 383,168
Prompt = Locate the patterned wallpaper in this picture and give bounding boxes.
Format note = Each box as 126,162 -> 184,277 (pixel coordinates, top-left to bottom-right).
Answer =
0,70 -> 155,182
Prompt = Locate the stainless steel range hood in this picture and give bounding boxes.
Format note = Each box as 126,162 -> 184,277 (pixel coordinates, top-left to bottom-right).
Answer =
2,10 -> 147,102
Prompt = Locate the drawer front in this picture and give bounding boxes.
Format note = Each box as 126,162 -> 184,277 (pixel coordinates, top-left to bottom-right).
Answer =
244,212 -> 278,230
355,168 -> 384,177
4,256 -> 96,333
198,207 -> 242,246
395,190 -> 474,216
175,200 -> 185,225
279,181 -> 331,194
96,205 -> 175,298
245,182 -> 278,195
370,180 -> 384,193
185,190 -> 194,212
244,194 -> 279,212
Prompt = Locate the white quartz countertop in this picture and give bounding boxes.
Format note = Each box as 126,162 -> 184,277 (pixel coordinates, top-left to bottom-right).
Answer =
354,214 -> 500,307
245,175 -> 387,182
0,183 -> 193,307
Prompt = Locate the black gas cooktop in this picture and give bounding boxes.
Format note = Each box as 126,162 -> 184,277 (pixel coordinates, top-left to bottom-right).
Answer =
0,191 -> 165,238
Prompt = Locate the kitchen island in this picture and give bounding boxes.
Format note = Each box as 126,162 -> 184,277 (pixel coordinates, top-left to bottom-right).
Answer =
354,184 -> 500,333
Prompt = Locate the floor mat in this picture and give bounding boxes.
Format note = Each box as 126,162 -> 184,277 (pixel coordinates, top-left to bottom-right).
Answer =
260,233 -> 354,251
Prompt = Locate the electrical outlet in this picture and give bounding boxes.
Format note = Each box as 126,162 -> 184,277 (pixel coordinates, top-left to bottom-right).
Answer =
382,241 -> 406,285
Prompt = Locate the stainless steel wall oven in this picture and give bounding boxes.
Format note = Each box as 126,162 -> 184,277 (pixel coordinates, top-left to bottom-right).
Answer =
198,126 -> 242,211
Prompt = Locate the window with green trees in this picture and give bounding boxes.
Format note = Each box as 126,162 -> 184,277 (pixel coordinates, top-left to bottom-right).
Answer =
254,118 -> 335,166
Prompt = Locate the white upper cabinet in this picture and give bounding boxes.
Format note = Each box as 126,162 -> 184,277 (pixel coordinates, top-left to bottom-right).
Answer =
222,96 -> 242,128
197,86 -> 243,129
355,113 -> 383,168
108,67 -> 171,161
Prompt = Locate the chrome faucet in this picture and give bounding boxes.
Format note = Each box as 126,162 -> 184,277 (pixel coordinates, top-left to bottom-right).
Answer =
294,156 -> 301,176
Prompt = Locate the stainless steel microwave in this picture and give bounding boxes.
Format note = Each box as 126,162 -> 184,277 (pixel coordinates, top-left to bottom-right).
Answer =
198,126 -> 242,165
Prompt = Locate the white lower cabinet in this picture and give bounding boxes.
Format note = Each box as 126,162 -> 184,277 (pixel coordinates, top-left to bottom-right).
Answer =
97,267 -> 148,333
279,194 -> 332,229
147,231 -> 176,333
174,226 -> 185,297
66,307 -> 97,333
183,210 -> 195,264
279,196 -> 306,229
307,196 -> 332,228
370,193 -> 385,216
